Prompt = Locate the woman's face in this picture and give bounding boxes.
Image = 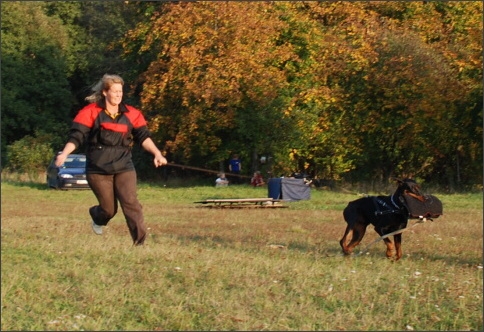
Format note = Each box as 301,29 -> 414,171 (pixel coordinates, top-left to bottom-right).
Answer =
103,83 -> 123,106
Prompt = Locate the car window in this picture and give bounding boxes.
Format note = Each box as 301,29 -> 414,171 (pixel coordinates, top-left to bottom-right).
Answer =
63,157 -> 86,168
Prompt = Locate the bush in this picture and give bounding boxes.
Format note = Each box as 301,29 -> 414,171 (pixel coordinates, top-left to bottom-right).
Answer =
6,135 -> 54,173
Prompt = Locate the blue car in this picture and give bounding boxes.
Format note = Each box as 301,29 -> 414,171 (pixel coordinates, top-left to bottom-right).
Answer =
46,154 -> 89,190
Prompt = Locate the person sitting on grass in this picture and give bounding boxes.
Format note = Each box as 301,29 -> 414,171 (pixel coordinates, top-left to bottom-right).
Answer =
215,173 -> 229,187
251,171 -> 265,187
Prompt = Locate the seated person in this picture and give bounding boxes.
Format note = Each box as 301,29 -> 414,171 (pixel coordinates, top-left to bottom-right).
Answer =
250,171 -> 265,187
215,173 -> 229,187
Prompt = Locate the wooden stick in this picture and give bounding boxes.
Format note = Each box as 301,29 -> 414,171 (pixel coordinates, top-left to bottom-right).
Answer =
167,162 -> 252,179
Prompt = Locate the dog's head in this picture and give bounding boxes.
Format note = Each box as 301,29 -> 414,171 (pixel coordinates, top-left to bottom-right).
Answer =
394,178 -> 425,201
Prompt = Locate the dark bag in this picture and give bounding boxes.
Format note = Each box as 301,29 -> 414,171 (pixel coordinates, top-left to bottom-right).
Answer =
402,194 -> 443,219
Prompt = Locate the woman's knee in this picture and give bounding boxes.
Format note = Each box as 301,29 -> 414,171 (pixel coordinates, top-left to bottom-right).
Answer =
98,204 -> 118,219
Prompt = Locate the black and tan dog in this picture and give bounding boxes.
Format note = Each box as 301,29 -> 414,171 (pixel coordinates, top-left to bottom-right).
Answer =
340,178 -> 440,260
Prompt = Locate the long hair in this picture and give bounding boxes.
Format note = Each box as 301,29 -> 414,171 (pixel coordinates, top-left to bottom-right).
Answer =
85,74 -> 124,103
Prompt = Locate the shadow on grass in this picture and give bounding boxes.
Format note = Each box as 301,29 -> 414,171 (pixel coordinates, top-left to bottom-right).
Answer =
157,232 -> 344,257
165,233 -> 246,248
2,180 -> 50,191
409,250 -> 482,267
152,232 -> 481,266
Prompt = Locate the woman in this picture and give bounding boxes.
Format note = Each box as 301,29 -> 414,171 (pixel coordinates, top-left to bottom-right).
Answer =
55,74 -> 167,245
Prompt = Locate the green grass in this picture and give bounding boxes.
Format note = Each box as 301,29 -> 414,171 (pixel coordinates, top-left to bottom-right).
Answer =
1,178 -> 482,331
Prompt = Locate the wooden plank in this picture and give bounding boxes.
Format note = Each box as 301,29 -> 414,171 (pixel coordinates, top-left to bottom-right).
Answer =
197,203 -> 287,209
195,198 -> 277,204
195,198 -> 278,204
194,197 -> 286,208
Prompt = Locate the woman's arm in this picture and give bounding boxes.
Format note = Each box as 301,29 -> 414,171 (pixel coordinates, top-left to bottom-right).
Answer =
55,142 -> 77,167
141,138 -> 167,167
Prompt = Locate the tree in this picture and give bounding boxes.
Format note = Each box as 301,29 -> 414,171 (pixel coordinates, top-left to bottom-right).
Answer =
1,2 -> 72,166
124,2 -> 297,172
361,1 -> 483,187
42,1 -> 147,111
3,1 -> 480,188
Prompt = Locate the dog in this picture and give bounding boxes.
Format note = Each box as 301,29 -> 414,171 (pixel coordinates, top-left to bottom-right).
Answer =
340,178 -> 427,260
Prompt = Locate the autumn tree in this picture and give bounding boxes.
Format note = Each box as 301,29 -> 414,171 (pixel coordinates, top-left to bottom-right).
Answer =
276,2 -> 381,180
124,2 -> 300,173
4,1 -> 480,187
289,1 -> 482,187
360,1 -> 483,187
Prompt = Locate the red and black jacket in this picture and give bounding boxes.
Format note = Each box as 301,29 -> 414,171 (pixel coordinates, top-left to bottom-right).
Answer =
67,101 -> 152,174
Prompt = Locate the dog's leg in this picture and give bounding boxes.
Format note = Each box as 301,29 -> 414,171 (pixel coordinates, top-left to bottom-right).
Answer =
346,222 -> 367,254
382,237 -> 395,259
375,227 -> 396,259
394,233 -> 403,260
341,205 -> 355,255
340,225 -> 353,255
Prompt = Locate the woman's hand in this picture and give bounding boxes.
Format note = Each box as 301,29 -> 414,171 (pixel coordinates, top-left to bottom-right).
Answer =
55,153 -> 68,167
54,142 -> 76,167
154,153 -> 167,168
141,138 -> 167,167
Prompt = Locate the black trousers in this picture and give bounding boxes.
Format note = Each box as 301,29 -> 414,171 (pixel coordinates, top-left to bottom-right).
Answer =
87,171 -> 146,245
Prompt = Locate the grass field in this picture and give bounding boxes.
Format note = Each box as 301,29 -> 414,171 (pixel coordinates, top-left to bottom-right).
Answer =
1,176 -> 482,331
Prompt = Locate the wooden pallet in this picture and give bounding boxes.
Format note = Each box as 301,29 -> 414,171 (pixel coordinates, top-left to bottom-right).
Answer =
194,198 -> 287,208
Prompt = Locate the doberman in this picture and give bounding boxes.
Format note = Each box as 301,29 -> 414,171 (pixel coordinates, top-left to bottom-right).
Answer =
340,178 -> 426,260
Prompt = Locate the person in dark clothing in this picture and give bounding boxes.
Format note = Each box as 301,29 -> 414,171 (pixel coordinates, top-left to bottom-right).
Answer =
55,74 -> 167,245
228,154 -> 241,174
228,154 -> 242,184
